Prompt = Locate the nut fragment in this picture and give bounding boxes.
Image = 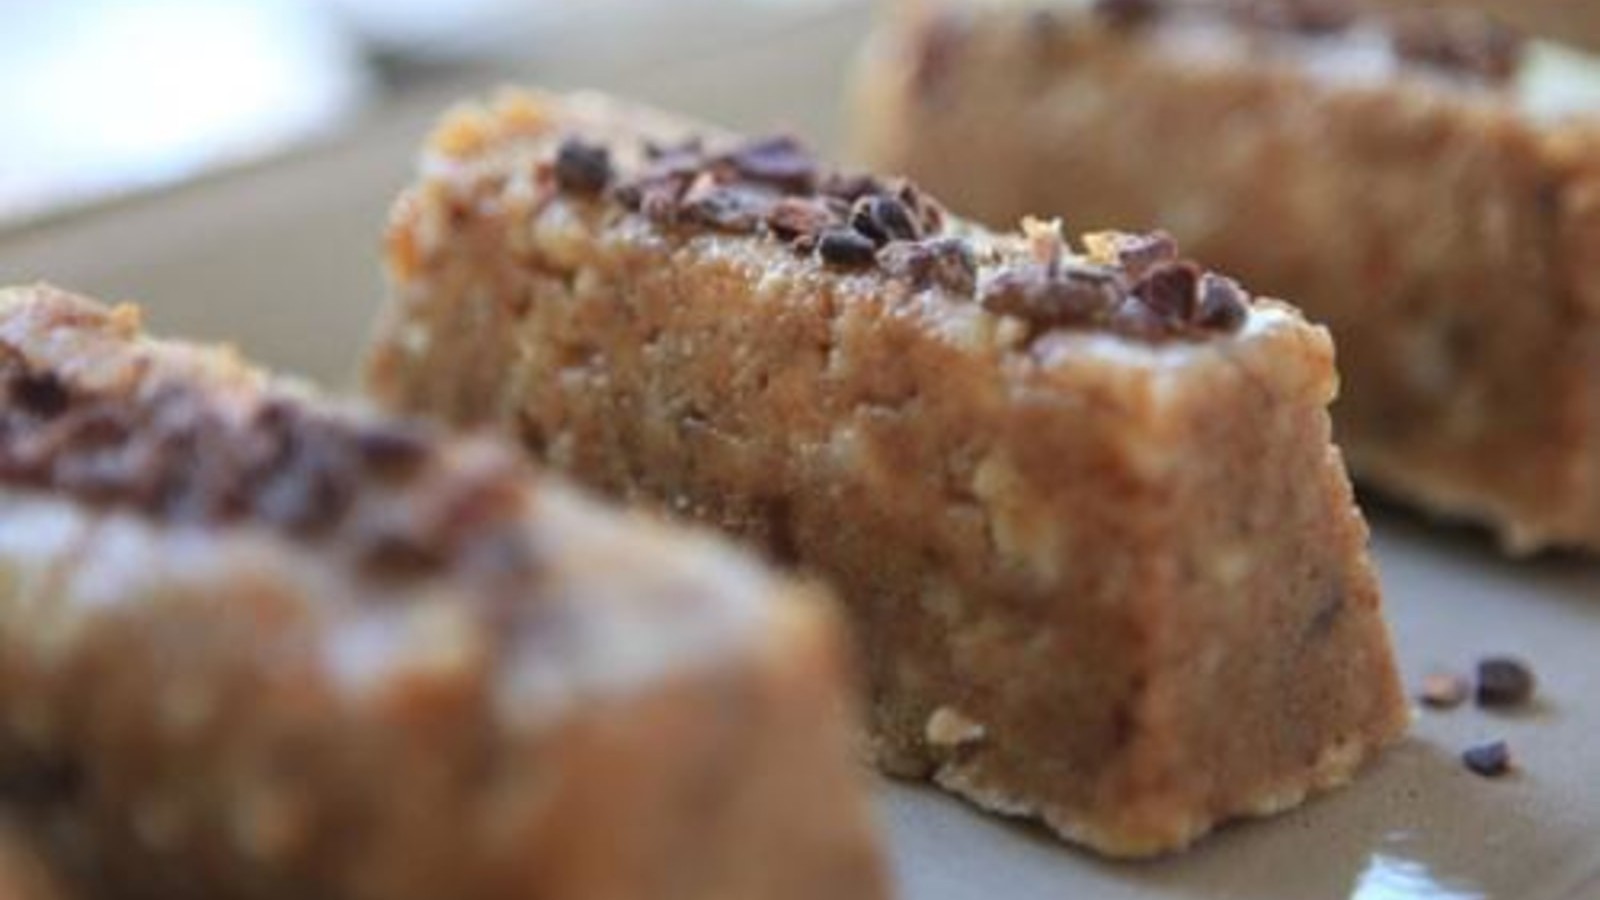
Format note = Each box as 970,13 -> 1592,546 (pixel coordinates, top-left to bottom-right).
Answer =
1418,671 -> 1469,710
925,706 -> 987,748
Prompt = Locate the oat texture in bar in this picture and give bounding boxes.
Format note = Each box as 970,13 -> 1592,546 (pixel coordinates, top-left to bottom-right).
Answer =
852,0 -> 1600,553
365,89 -> 1408,856
0,284 -> 887,900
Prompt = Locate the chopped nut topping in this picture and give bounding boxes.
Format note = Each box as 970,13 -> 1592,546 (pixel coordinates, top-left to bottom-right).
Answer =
1461,740 -> 1513,778
552,138 -> 612,195
925,706 -> 987,748
1476,657 -> 1536,709
1024,217 -> 1068,269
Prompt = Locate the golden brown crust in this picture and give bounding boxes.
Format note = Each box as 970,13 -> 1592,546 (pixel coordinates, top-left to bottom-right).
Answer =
854,0 -> 1600,553
367,89 -> 1408,856
0,285 -> 888,900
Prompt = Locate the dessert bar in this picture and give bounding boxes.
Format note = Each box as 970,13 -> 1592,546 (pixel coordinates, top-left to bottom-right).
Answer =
365,90 -> 1408,856
0,285 -> 886,900
852,0 -> 1600,553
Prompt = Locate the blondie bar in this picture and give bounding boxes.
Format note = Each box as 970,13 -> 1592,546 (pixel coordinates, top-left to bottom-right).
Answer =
0,285 -> 886,900
853,0 -> 1600,553
365,90 -> 1407,856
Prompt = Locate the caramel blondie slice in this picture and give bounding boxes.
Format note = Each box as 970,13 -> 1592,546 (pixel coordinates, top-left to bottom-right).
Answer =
852,0 -> 1600,553
0,285 -> 886,900
365,90 -> 1407,856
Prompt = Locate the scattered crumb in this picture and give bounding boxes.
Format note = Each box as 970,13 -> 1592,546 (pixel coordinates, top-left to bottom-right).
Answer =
1418,671 -> 1469,710
925,706 -> 986,748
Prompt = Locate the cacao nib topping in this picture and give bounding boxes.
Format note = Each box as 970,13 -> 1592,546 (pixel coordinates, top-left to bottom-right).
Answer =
1462,741 -> 1513,778
1094,0 -> 1164,29
981,263 -> 1121,329
552,138 -> 613,195
881,238 -> 978,296
1390,12 -> 1523,84
353,422 -> 433,475
894,181 -> 946,236
0,361 -> 536,582
682,183 -> 774,233
1196,274 -> 1250,333
1133,260 -> 1202,321
643,137 -> 705,162
10,371 -> 69,419
817,229 -> 879,268
819,171 -> 884,204
765,197 -> 844,246
1227,0 -> 1355,35
1112,230 -> 1179,279
1476,657 -> 1536,709
982,230 -> 1254,341
720,135 -> 816,194
851,194 -> 921,246
596,134 -> 1245,342
1109,296 -> 1173,341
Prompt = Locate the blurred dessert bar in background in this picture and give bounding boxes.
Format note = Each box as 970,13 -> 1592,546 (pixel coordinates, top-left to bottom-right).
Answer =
852,0 -> 1600,553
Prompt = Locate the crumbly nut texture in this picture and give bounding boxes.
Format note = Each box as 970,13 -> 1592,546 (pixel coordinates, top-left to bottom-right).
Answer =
365,89 -> 1408,857
852,0 -> 1600,554
0,285 -> 887,900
